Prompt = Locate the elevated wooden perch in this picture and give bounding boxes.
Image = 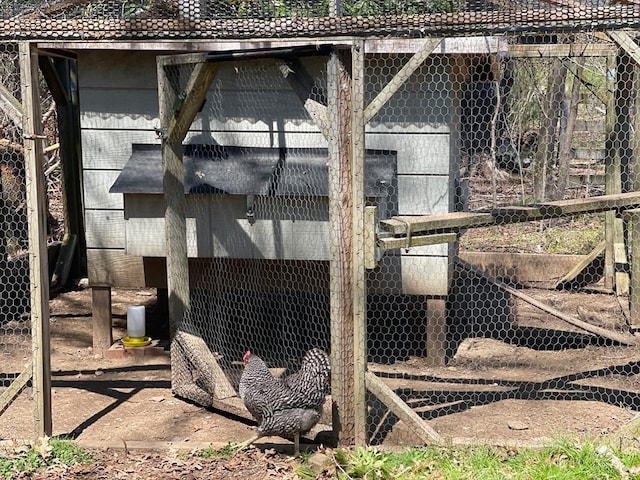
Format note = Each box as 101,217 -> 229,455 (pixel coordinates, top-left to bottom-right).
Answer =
380,192 -> 640,240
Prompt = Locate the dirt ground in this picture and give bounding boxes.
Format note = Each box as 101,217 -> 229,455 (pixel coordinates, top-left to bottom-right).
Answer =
3,280 -> 640,478
1,287 -> 323,479
4,166 -> 640,477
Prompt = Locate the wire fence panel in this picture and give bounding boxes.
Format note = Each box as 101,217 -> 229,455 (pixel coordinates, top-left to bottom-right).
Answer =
2,0 -> 640,448
365,33 -> 640,446
164,54 -> 335,436
0,43 -> 59,440
159,31 -> 640,448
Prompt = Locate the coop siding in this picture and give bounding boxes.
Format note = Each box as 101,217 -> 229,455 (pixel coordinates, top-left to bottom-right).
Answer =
78,50 -> 158,88
367,133 -> 450,175
85,210 -> 125,249
86,249 -> 146,287
78,49 -> 454,300
83,170 -> 123,210
82,131 -> 161,170
397,175 -> 449,216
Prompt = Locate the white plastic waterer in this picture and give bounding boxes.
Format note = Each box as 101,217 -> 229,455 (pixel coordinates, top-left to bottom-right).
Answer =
127,305 -> 146,339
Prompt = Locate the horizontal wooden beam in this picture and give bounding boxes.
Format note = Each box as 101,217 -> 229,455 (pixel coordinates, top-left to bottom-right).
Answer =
507,43 -> 614,58
378,232 -> 457,250
380,192 -> 640,237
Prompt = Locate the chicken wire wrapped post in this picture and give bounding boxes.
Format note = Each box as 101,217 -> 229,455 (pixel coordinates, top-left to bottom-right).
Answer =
327,44 -> 368,447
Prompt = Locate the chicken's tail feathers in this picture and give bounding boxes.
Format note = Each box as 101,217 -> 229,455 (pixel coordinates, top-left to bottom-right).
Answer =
300,348 -> 331,391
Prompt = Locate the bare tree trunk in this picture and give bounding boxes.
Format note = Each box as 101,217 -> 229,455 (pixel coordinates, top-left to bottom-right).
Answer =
534,58 -> 567,202
553,58 -> 584,201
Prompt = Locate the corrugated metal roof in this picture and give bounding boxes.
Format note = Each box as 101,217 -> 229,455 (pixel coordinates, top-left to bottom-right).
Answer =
110,144 -> 396,197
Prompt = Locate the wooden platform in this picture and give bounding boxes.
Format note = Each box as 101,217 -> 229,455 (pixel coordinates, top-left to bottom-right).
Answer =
105,338 -> 169,359
378,192 -> 640,251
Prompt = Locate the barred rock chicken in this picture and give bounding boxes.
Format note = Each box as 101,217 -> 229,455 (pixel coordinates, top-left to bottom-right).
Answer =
238,348 -> 331,455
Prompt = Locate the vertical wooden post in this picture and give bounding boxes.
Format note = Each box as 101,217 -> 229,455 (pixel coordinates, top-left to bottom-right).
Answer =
623,209 -> 640,330
157,57 -> 217,341
91,286 -> 112,356
328,43 -> 367,447
425,299 -> 447,366
605,51 -> 633,294
157,61 -> 189,339
604,54 -> 620,291
351,40 -> 367,447
20,42 -> 52,438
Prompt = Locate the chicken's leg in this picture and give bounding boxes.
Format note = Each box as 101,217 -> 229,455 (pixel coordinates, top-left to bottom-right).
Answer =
293,433 -> 300,456
234,434 -> 260,455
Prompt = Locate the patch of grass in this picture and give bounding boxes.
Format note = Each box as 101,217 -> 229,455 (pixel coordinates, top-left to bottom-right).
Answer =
460,213 -> 605,255
193,442 -> 238,459
329,438 -> 634,479
0,438 -> 93,479
49,438 -> 94,465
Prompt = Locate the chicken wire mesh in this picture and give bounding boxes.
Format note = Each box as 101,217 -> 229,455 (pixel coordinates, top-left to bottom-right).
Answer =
161,33 -> 640,448
164,53 -> 336,434
0,2 -> 640,41
0,43 -> 59,439
365,34 -> 640,446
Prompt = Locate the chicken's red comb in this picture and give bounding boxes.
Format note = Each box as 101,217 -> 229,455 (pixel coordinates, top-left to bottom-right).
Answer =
242,350 -> 252,364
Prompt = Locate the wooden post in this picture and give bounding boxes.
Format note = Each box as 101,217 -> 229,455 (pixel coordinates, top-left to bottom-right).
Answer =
91,285 -> 112,356
351,40 -> 367,447
328,44 -> 367,447
604,54 -> 620,291
20,42 -> 52,438
623,209 -> 640,330
157,57 -> 218,337
425,299 -> 447,366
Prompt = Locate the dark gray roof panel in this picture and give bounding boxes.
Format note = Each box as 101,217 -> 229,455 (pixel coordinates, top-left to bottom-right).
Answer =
110,144 -> 396,197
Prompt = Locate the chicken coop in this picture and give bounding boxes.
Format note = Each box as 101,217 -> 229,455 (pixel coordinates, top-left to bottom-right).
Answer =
4,0 -> 640,448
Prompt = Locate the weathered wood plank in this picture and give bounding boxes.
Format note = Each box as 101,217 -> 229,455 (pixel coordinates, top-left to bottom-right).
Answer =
608,31 -> 640,67
623,209 -> 640,329
364,38 -> 441,124
0,362 -> 32,417
91,285 -> 113,358
507,43 -> 614,58
378,232 -> 457,250
380,192 -> 640,236
20,41 -> 52,438
554,240 -> 606,290
0,81 -> 23,127
328,47 -> 357,447
365,371 -> 443,444
166,62 -> 219,143
380,211 -> 495,235
352,40 -> 367,447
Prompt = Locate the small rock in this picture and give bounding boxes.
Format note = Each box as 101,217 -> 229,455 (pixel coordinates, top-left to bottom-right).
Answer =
150,396 -> 165,403
307,452 -> 331,473
94,370 -> 104,376
508,420 -> 529,431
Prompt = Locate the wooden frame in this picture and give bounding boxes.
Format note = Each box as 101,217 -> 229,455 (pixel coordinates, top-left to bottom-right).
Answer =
20,42 -> 52,438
